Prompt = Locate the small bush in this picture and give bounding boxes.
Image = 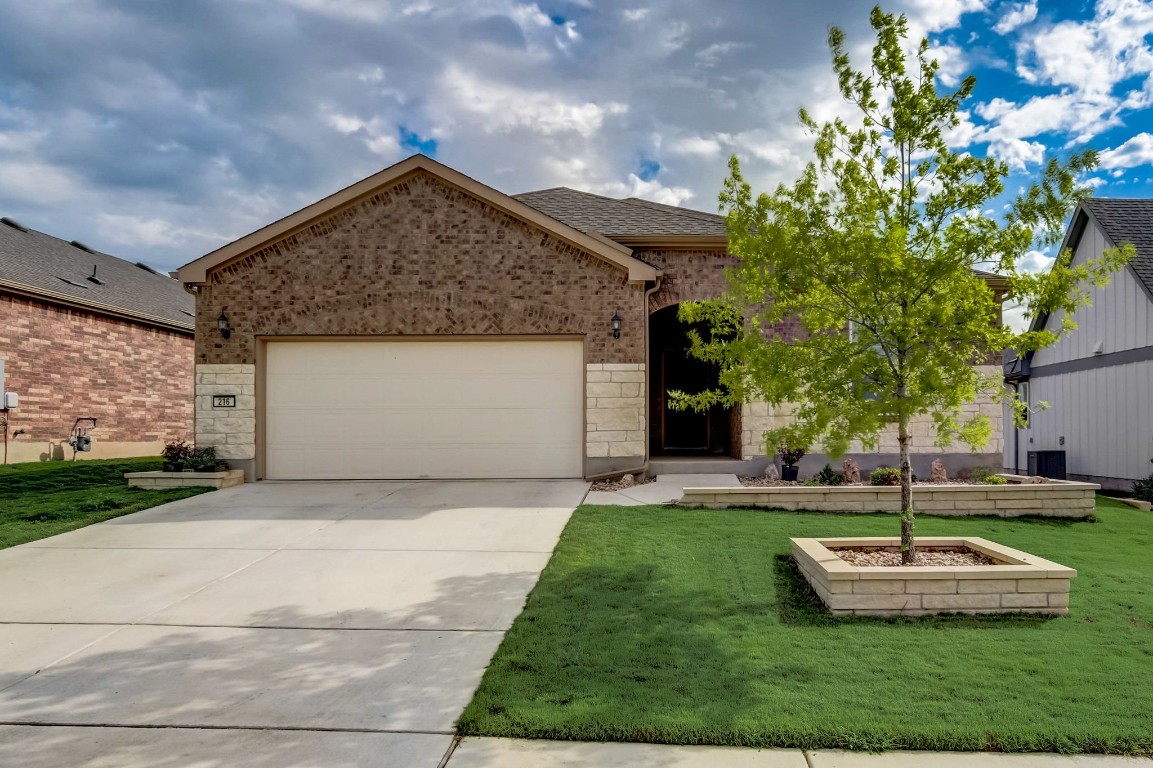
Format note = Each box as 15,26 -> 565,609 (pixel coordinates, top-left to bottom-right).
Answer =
870,466 -> 901,486
186,446 -> 218,472
971,466 -> 996,483
1133,473 -> 1153,503
814,463 -> 844,486
985,475 -> 1007,485
801,478 -> 820,486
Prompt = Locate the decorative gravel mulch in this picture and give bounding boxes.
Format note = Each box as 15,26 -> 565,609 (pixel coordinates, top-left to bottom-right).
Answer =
833,547 -> 997,567
590,474 -> 656,492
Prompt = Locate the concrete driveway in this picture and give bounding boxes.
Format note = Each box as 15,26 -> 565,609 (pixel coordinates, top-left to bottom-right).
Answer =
0,479 -> 588,767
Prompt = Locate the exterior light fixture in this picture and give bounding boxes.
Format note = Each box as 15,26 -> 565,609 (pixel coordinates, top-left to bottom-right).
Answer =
610,312 -> 622,340
217,311 -> 232,339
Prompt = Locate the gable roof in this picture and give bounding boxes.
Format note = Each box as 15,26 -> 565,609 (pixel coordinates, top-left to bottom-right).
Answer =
178,155 -> 659,284
512,187 -> 727,246
0,218 -> 194,332
1081,198 -> 1153,296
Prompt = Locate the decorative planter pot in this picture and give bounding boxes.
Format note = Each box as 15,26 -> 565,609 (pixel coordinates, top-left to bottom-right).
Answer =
162,462 -> 182,473
781,465 -> 800,481
791,536 -> 1076,616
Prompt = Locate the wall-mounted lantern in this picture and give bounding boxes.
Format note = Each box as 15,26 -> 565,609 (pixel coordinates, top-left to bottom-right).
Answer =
217,311 -> 232,340
610,312 -> 622,340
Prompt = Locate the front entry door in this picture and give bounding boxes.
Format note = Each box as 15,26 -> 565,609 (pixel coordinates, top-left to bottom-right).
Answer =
660,348 -> 711,451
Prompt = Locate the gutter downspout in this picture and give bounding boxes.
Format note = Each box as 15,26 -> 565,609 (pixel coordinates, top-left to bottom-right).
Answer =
585,274 -> 662,481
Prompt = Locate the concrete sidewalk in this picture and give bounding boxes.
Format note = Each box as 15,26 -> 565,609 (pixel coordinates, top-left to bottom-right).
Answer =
445,737 -> 1153,767
584,473 -> 740,505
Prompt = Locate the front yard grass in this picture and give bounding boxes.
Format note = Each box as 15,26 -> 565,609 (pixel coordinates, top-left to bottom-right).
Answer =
458,499 -> 1153,755
0,458 -> 212,549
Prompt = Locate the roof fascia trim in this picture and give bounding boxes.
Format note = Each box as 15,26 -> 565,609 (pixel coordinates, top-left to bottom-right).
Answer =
178,155 -> 658,283
0,279 -> 194,334
609,234 -> 729,249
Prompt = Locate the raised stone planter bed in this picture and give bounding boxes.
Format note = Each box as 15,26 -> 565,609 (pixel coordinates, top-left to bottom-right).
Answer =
125,470 -> 244,490
791,536 -> 1076,616
679,477 -> 1098,518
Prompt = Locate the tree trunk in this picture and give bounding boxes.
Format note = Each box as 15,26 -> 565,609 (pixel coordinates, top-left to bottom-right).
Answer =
898,416 -> 916,565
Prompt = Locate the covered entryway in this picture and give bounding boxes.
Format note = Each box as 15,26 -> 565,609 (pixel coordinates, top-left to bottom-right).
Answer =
648,305 -> 740,458
264,339 -> 583,479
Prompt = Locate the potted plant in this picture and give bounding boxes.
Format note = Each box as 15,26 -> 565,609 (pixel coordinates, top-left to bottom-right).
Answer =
161,440 -> 192,472
778,444 -> 806,482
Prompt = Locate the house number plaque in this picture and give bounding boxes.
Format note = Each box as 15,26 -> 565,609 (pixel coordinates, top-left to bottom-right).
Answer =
212,395 -> 237,408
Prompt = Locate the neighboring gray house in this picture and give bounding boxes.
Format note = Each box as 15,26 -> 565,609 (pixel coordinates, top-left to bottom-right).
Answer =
1004,199 -> 1153,490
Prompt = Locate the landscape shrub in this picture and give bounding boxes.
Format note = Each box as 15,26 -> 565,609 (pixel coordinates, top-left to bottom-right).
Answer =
814,464 -> 844,486
870,466 -> 901,486
971,466 -> 996,483
1133,473 -> 1153,503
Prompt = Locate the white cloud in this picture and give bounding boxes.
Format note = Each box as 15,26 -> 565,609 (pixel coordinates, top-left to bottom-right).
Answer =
1014,0 -> 1153,96
990,138 -> 1045,170
1100,132 -> 1153,169
670,135 -> 723,157
438,65 -> 627,137
593,174 -> 694,206
927,43 -> 967,88
0,161 -> 87,205
1019,249 -> 1054,273
696,42 -> 744,68
992,1 -> 1038,34
622,8 -> 650,22
902,0 -> 988,34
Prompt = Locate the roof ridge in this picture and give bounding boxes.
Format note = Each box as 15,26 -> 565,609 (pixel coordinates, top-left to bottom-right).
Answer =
621,196 -> 724,222
514,186 -> 635,205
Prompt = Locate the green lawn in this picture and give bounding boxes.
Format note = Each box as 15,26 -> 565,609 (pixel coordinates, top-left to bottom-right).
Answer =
458,499 -> 1153,755
0,458 -> 212,549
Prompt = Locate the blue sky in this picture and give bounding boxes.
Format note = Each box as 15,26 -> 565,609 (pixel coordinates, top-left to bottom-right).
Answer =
0,0 -> 1151,294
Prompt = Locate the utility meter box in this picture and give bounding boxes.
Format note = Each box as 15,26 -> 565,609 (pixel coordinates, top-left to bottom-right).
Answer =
76,435 -> 92,452
2,392 -> 16,410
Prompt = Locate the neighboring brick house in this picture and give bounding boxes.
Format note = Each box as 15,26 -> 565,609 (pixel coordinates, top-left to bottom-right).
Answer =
176,154 -> 1005,481
0,217 -> 194,464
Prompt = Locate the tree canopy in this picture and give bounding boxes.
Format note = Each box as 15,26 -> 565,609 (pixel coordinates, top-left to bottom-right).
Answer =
676,7 -> 1130,561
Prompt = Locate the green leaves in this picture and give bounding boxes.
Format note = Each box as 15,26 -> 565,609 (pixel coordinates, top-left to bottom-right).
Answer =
684,5 -> 1129,464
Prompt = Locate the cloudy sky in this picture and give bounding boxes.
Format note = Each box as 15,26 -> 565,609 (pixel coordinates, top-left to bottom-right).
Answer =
1,0 -> 1152,288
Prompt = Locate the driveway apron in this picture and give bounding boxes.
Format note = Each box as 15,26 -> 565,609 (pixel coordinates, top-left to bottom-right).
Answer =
0,479 -> 587,767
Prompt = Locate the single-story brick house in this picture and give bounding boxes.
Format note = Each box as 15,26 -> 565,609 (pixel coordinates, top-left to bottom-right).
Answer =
0,217 -> 194,464
177,154 -> 1004,481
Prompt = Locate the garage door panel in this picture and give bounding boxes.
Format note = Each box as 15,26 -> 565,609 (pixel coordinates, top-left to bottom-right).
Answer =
264,341 -> 584,479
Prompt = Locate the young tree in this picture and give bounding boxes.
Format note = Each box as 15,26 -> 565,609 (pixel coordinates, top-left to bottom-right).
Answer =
676,7 -> 1130,563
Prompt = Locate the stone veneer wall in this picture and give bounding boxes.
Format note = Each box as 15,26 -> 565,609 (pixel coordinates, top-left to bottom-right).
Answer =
586,363 -> 645,471
194,364 -> 256,475
678,479 -> 1098,517
740,364 -> 1005,464
791,536 -> 1075,617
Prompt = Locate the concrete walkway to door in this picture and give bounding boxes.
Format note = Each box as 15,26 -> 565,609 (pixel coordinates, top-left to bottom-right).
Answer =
0,479 -> 588,767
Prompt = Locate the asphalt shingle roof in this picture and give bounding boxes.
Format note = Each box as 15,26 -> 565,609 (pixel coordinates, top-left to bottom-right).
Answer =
513,187 -> 727,238
0,218 -> 194,330
1082,198 -> 1153,296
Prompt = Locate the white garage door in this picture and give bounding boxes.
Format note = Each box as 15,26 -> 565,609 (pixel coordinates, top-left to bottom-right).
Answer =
264,340 -> 583,479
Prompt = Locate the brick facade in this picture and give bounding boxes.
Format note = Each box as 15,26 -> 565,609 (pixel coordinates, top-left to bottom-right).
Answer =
197,171 -> 645,366
0,293 -> 193,464
194,170 -> 646,477
640,249 -> 736,312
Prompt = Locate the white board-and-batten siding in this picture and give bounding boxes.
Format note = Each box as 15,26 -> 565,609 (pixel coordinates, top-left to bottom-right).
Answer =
1004,216 -> 1153,485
